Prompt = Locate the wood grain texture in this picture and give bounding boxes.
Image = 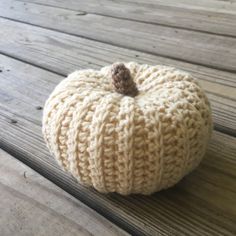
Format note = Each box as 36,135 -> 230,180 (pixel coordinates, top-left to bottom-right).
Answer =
1,0 -> 236,72
0,18 -> 235,135
0,54 -> 236,235
17,0 -> 236,36
128,0 -> 236,13
0,149 -> 129,236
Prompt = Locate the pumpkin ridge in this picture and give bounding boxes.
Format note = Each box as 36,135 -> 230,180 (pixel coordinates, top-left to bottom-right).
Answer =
116,96 -> 135,195
67,90 -> 108,184
140,104 -> 163,194
43,90 -> 74,152
47,91 -> 78,169
88,93 -> 121,193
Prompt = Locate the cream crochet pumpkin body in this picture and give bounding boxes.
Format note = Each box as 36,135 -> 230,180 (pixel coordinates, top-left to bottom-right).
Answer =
42,62 -> 212,195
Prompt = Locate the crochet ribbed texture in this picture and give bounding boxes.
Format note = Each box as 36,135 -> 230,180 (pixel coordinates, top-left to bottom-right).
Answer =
42,62 -> 212,195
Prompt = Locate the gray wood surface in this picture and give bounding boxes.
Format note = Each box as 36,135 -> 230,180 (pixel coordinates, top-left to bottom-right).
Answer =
18,0 -> 236,36
1,0 -> 236,235
20,0 -> 236,13
0,54 -> 236,235
0,18 -> 235,135
1,0 -> 236,72
0,149 -> 129,236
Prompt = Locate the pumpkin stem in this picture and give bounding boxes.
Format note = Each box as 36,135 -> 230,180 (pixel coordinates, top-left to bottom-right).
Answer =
111,63 -> 138,97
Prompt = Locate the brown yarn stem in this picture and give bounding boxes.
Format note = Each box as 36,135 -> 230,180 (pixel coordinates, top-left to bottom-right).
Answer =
111,63 -> 138,97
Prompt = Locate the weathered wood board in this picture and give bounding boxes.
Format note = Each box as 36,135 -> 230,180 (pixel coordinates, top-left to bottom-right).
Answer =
0,18 -> 235,135
0,149 -> 129,236
18,0 -> 236,36
1,0 -> 236,72
0,54 -> 236,235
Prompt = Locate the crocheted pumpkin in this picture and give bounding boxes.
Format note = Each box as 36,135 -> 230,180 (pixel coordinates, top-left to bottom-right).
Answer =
42,62 -> 212,195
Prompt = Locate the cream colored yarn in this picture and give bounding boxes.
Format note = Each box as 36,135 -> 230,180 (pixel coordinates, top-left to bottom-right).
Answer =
42,62 -> 212,195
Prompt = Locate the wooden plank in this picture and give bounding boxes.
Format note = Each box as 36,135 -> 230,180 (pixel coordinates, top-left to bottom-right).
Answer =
17,0 -> 236,36
1,1 -> 236,72
0,149 -> 129,236
127,0 -> 236,13
0,54 -> 236,235
0,18 -> 235,135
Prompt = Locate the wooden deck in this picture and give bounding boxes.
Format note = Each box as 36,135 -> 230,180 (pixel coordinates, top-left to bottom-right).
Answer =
0,149 -> 128,236
0,0 -> 235,235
